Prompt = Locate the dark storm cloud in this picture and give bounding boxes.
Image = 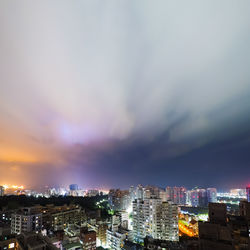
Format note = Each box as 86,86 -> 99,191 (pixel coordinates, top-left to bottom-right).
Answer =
0,0 -> 250,187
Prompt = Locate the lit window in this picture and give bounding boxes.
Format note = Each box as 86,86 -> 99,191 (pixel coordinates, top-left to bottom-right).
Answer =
8,243 -> 15,248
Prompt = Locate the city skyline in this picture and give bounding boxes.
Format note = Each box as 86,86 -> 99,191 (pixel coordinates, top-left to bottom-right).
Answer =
1,1 -> 250,189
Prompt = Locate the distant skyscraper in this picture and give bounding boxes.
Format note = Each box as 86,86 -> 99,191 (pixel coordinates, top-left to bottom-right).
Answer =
108,189 -> 130,210
207,188 -> 217,203
69,184 -> 78,191
0,186 -> 4,196
246,185 -> 250,202
159,190 -> 167,202
129,186 -> 136,202
165,186 -> 186,205
136,184 -> 144,200
190,189 -> 199,207
198,189 -> 208,207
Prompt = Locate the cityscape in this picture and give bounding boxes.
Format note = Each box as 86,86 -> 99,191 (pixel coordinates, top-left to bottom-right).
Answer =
1,0 -> 250,250
0,184 -> 250,249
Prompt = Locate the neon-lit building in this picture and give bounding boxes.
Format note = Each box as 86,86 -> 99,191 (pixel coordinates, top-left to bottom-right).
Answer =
190,189 -> 199,207
165,186 -> 186,205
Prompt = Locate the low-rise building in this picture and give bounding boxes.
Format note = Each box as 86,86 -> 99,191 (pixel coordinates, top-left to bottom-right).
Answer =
107,227 -> 133,250
80,228 -> 96,250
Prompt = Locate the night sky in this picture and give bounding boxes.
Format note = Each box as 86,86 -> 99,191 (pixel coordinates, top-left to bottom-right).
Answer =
1,1 -> 250,189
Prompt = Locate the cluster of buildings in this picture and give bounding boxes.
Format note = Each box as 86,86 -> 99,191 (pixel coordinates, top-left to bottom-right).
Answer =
1,184 -> 250,249
0,203 -> 98,250
199,201 -> 250,249
109,185 -> 218,210
0,184 -> 108,198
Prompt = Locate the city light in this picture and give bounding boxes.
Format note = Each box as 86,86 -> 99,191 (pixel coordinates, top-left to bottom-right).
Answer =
2,184 -> 24,189
178,222 -> 196,237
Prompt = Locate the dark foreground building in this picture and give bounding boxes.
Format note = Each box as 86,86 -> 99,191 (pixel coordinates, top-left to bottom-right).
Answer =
199,201 -> 250,250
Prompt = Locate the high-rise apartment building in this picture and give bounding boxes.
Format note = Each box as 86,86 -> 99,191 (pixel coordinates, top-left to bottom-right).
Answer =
132,198 -> 178,243
69,184 -> 78,191
129,186 -> 136,202
136,185 -> 144,200
246,185 -> 250,202
207,188 -> 217,203
166,187 -> 186,205
159,190 -> 167,202
108,189 -> 130,211
11,207 -> 42,234
157,201 -> 179,241
190,189 -> 199,207
198,189 -> 208,207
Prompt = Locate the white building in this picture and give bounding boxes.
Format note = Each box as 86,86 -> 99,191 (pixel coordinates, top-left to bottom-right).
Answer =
207,188 -> 217,203
11,207 -> 42,234
117,210 -> 129,229
132,198 -> 179,243
106,227 -> 133,250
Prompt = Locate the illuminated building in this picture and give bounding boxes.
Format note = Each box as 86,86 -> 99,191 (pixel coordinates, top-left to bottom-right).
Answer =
113,210 -> 130,230
68,184 -> 79,196
230,188 -> 246,197
15,232 -> 57,250
80,228 -> 96,250
1,208 -> 17,223
143,188 -> 151,199
0,186 -> 4,196
246,185 -> 250,202
97,224 -> 108,247
50,206 -> 86,231
136,185 -> 144,200
159,201 -> 179,241
132,198 -> 178,242
11,207 -> 42,234
143,185 -> 161,199
198,189 -> 208,207
86,189 -> 99,197
107,227 -> 133,250
0,238 -> 16,250
166,187 -> 186,205
129,186 -> 136,202
159,190 -> 167,202
190,189 -> 199,207
207,188 -> 217,203
69,184 -> 78,191
239,200 -> 250,222
132,198 -> 159,242
88,222 -> 108,247
108,189 -> 130,211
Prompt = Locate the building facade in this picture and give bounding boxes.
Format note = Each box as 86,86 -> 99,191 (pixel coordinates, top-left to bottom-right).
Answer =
11,208 -> 42,234
132,199 -> 178,243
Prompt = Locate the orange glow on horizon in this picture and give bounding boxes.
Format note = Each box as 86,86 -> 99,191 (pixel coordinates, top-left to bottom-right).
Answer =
2,184 -> 24,190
